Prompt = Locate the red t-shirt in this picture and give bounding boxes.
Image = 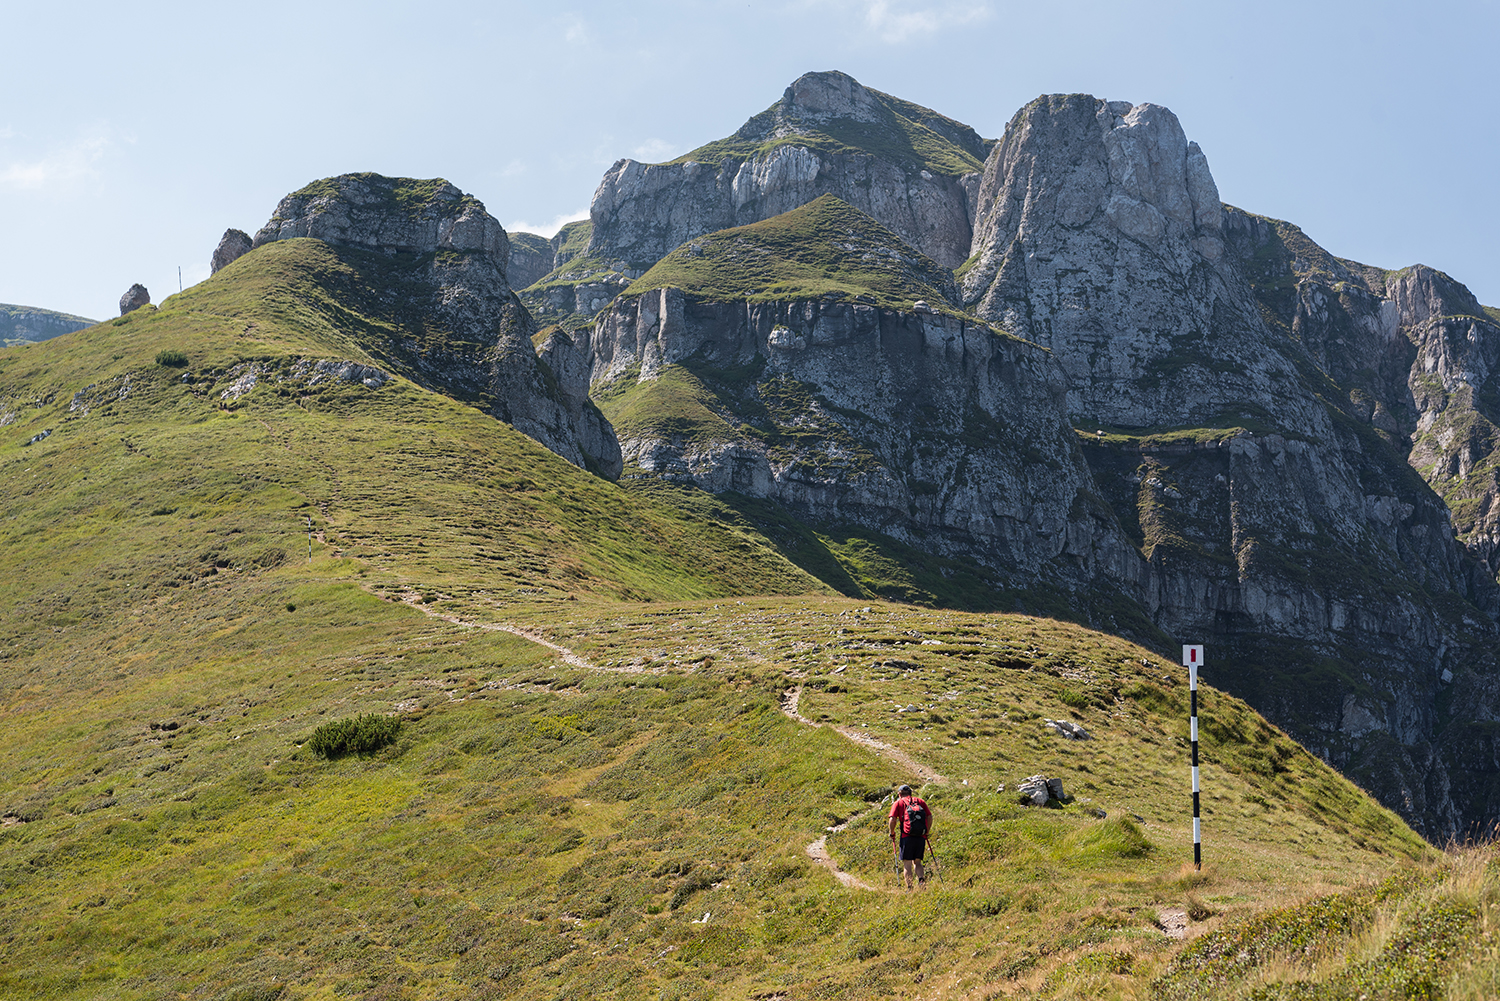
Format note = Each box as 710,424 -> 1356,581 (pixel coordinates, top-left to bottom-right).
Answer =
889,795 -> 929,837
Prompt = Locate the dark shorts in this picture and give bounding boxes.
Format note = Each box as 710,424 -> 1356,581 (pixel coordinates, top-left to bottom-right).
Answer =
899,834 -> 926,861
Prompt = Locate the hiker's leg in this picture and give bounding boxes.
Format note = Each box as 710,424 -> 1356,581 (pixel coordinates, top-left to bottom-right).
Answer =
915,860 -> 925,887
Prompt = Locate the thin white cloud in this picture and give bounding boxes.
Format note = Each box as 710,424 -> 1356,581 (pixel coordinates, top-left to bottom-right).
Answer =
562,13 -> 589,44
0,132 -> 112,190
498,158 -> 527,178
809,0 -> 991,43
506,208 -> 590,238
630,138 -> 679,162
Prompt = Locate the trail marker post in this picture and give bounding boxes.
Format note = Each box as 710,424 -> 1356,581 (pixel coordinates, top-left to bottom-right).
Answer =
1184,644 -> 1203,870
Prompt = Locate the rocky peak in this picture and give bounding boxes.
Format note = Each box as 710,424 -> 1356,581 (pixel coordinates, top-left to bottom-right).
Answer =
970,94 -> 1222,265
777,70 -> 884,125
581,71 -> 986,282
963,92 -> 1276,429
252,173 -> 509,274
250,173 -> 619,477
1385,264 -> 1485,329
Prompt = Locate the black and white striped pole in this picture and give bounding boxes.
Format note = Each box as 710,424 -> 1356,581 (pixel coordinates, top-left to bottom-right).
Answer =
1184,643 -> 1203,870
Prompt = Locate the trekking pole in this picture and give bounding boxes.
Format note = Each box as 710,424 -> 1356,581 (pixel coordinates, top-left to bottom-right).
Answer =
926,839 -> 941,884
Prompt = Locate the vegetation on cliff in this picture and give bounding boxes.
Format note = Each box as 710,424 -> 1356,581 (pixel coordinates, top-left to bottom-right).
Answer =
625,195 -> 961,313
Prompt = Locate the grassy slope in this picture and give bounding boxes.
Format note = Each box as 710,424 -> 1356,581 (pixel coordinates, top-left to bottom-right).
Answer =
623,194 -> 960,314
0,241 -> 1495,999
552,220 -> 593,262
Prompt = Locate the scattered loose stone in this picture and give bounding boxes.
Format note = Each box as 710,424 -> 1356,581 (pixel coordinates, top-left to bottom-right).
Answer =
1017,775 -> 1051,806
1016,774 -> 1067,806
1044,718 -> 1092,740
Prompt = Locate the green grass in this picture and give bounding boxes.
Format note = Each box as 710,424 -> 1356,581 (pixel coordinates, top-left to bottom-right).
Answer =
507,230 -> 551,257
553,219 -> 593,261
624,195 -> 961,314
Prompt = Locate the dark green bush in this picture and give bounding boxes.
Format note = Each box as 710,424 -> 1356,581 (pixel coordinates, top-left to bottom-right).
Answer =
306,714 -> 400,758
155,349 -> 188,367
1058,687 -> 1090,709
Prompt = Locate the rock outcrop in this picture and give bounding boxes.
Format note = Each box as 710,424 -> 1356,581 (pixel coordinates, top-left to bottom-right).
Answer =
507,232 -> 554,290
549,197 -> 1137,591
961,92 -> 1498,840
119,284 -> 150,316
210,228 -> 253,274
1223,209 -> 1500,578
253,173 -> 620,477
0,303 -> 95,346
587,71 -> 986,274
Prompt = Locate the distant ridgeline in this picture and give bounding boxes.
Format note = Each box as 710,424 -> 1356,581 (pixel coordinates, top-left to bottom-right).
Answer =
1,303 -> 95,348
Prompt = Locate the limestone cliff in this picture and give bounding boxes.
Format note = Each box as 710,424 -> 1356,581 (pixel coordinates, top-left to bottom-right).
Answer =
529,71 -> 989,332
961,93 -> 1498,839
1,303 -> 95,347
252,173 -> 620,477
507,231 -> 554,290
545,197 -> 1137,599
1224,209 -> 1500,579
590,70 -> 985,273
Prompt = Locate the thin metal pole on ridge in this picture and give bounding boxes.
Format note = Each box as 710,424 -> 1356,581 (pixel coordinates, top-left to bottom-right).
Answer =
1184,644 -> 1203,870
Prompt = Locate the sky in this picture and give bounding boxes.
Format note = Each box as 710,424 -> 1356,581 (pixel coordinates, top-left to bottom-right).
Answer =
3,0 -> 1497,321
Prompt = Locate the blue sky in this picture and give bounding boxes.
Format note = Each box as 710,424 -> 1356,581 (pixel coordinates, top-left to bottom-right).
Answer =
4,0 -> 1497,320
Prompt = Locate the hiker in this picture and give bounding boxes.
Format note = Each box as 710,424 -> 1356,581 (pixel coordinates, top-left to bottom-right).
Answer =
887,783 -> 931,891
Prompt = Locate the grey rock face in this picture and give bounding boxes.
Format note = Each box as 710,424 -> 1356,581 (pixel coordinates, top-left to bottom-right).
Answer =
253,173 -> 509,271
557,287 -> 1137,585
254,173 -> 619,477
507,231 -> 554,291
586,71 -> 984,275
963,95 -> 1283,428
0,303 -> 95,346
1224,209 -> 1500,603
119,284 -> 150,316
961,93 -> 1498,840
211,228 -> 253,274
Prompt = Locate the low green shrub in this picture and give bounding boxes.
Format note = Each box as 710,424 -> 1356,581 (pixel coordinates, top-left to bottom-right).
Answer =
155,349 -> 189,367
306,714 -> 401,758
